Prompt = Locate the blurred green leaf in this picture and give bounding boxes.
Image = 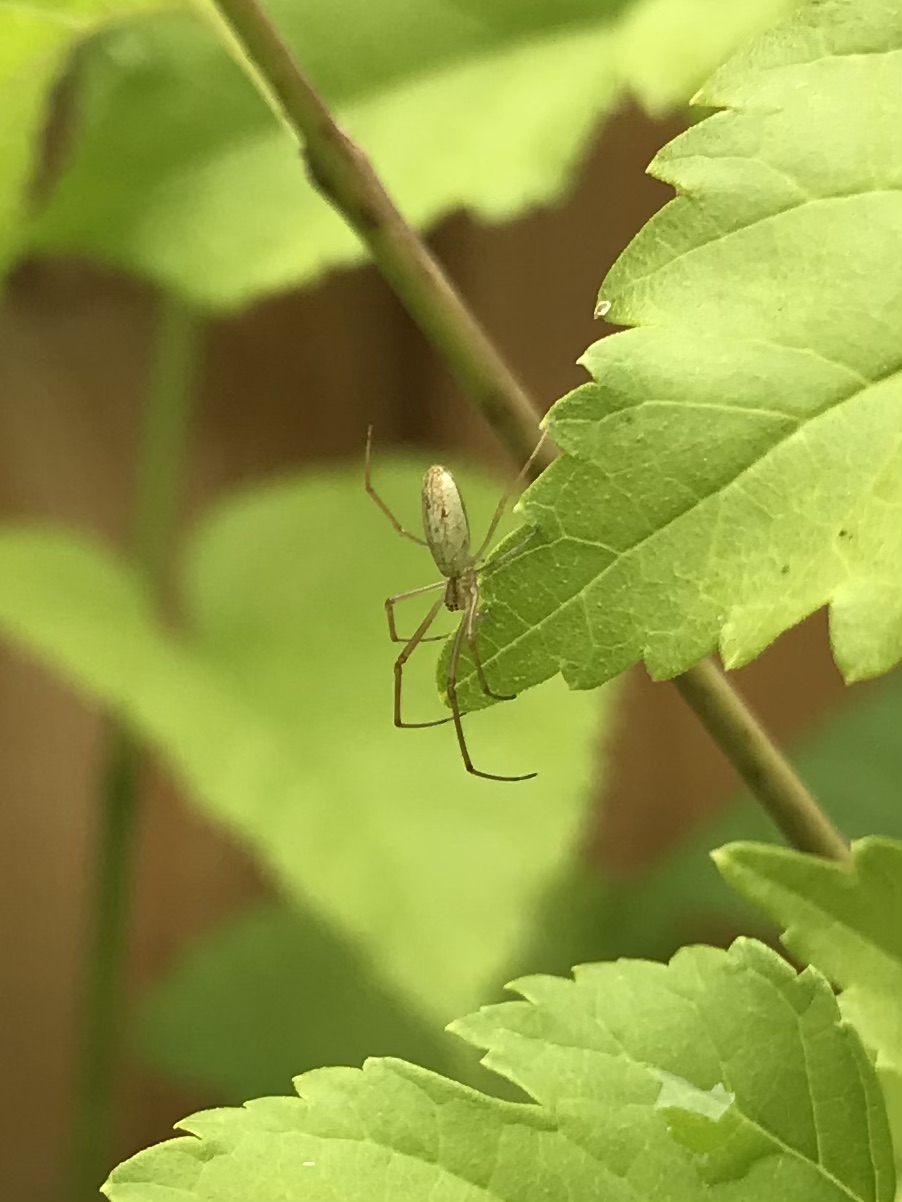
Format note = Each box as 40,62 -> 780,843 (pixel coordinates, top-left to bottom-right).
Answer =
139,864 -> 615,1105
449,0 -> 902,709
492,857 -> 616,984
139,902 -> 469,1099
138,642 -> 902,1108
0,0 -> 172,279
105,938 -> 895,1200
715,837 -> 902,1183
22,0 -> 793,308
0,459 -> 613,1027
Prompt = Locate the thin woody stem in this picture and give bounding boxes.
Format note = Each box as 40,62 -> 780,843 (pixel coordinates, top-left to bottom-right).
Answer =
673,661 -> 849,861
210,0 -> 548,470
207,0 -> 849,861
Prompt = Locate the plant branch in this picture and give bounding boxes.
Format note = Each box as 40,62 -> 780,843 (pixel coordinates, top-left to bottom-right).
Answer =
209,0 -> 548,469
70,733 -> 141,1200
207,0 -> 849,862
131,294 -> 203,588
70,294 -> 201,1199
674,661 -> 850,861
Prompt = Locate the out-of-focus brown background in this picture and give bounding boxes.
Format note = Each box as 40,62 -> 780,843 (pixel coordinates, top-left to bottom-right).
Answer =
0,107 -> 850,1202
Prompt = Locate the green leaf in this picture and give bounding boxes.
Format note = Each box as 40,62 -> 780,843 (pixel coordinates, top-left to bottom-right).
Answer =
458,937 -> 895,1201
0,0 -> 171,279
22,0 -> 794,309
714,837 -> 902,1184
449,0 -> 902,708
609,676 -> 902,961
104,938 -> 895,1200
0,460 -> 612,1027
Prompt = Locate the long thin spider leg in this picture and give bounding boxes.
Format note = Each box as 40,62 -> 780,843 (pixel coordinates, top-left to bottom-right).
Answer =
479,526 -> 539,578
465,590 -> 513,702
385,583 -> 446,643
447,603 -> 537,782
365,425 -> 429,546
394,595 -> 455,729
471,429 -> 550,561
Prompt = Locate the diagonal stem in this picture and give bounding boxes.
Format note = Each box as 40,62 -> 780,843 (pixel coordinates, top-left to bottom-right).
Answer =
673,661 -> 849,861
207,0 -> 849,862
208,0 -> 548,471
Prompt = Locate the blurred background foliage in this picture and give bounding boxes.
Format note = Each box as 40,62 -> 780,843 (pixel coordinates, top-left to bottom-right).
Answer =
5,0 -> 792,304
1,1 -> 897,1200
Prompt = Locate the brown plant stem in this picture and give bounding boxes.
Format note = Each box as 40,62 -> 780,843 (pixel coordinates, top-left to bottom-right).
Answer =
208,0 -> 849,862
210,0 -> 548,469
673,661 -> 849,861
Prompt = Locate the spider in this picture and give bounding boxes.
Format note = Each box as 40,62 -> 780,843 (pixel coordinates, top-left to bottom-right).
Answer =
364,425 -> 547,781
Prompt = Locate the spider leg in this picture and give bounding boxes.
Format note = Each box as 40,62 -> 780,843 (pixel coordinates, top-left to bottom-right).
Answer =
479,526 -> 539,578
446,595 -> 537,782
465,591 -> 513,702
471,429 -> 549,561
394,594 -> 455,729
365,425 -> 428,546
385,582 -> 447,643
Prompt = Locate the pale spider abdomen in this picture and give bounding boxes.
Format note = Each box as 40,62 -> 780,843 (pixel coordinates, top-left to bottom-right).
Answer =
422,465 -> 471,578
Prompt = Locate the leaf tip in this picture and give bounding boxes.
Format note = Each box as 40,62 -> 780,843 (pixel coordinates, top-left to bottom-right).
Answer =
709,845 -> 728,869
